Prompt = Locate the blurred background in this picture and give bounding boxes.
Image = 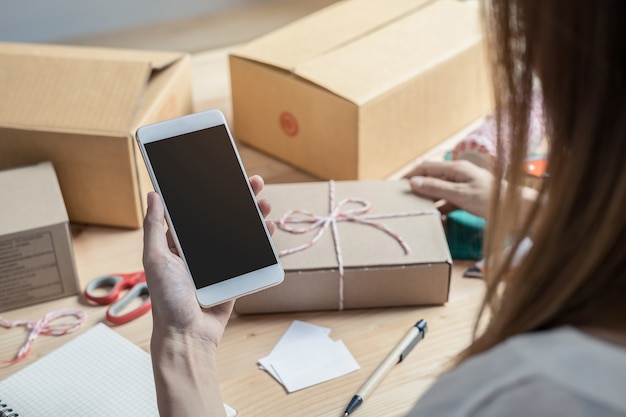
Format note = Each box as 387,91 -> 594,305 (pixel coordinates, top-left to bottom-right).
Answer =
0,0 -> 339,52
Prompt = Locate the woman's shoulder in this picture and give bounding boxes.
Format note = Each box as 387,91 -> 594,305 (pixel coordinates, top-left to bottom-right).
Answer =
407,327 -> 626,417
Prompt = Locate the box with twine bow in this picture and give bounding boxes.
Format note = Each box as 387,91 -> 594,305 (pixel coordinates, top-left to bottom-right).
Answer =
235,180 -> 452,314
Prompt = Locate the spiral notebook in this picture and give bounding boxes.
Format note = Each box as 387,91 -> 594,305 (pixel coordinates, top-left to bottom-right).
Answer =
0,323 -> 236,416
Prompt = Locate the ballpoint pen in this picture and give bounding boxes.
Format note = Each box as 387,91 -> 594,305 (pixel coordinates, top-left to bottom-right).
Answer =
343,319 -> 427,416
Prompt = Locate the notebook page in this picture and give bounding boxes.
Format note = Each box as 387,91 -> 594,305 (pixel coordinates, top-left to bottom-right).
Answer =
0,323 -> 236,417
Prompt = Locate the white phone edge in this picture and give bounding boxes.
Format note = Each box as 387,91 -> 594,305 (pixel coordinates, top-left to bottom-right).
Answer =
135,109 -> 284,308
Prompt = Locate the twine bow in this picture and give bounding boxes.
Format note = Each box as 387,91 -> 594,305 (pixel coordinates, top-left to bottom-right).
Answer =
274,180 -> 439,310
0,308 -> 86,365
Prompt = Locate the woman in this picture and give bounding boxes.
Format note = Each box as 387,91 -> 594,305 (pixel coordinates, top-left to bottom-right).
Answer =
142,0 -> 626,416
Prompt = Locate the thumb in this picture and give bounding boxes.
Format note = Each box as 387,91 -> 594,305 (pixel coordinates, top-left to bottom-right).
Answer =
143,192 -> 170,259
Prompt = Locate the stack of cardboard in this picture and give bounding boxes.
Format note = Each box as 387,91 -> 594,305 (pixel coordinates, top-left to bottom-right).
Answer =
0,42 -> 193,311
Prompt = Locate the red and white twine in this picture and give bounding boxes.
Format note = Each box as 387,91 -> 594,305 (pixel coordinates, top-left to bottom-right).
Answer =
0,308 -> 86,365
274,180 -> 439,310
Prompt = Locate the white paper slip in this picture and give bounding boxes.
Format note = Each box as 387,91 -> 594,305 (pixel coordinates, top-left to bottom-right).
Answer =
259,320 -> 332,382
259,320 -> 360,392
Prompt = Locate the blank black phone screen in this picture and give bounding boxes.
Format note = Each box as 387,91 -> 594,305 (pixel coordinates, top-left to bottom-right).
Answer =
144,125 -> 277,289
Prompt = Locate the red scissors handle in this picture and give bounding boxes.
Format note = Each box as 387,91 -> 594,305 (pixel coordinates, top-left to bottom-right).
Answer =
84,272 -> 145,305
84,271 -> 151,325
105,283 -> 152,325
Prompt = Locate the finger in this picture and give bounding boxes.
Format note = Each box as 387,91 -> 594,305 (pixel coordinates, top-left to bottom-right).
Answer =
266,220 -> 276,236
256,198 -> 276,235
404,160 -> 450,179
410,176 -> 461,204
165,229 -> 180,255
406,160 -> 473,183
409,177 -> 450,209
206,299 -> 236,329
258,198 -> 272,219
143,192 -> 170,257
435,201 -> 457,215
249,175 -> 265,196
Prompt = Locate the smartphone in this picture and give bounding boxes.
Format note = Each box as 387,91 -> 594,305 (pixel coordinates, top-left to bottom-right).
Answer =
135,109 -> 284,307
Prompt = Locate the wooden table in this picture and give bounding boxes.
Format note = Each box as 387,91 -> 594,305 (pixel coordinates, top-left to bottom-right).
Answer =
0,46 -> 485,417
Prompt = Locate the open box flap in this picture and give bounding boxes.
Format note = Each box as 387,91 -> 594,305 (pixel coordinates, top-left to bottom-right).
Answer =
0,42 -> 184,134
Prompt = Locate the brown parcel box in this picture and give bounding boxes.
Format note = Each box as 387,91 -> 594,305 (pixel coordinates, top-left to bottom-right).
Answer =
0,42 -> 193,228
235,180 -> 451,314
0,162 -> 79,312
229,0 -> 492,181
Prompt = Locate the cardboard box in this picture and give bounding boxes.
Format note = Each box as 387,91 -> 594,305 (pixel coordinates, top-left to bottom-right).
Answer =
0,162 -> 79,312
0,42 -> 193,228
235,180 -> 451,314
229,0 -> 492,181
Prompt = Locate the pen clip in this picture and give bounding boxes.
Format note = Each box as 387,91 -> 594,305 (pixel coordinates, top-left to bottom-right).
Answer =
399,319 -> 427,362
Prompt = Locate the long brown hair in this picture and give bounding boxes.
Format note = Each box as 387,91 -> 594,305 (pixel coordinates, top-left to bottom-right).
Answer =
462,0 -> 626,359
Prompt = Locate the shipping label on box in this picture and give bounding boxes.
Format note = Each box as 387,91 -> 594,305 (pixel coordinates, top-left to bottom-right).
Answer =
235,180 -> 452,314
0,42 -> 193,228
0,162 -> 79,312
230,0 -> 493,181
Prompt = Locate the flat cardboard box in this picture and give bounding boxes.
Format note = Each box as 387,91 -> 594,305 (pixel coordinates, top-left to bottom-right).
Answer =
229,0 -> 492,181
0,42 -> 193,228
235,180 -> 451,314
0,162 -> 79,312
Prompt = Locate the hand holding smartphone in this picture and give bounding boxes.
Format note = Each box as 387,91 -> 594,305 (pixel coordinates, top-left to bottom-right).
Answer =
136,109 -> 284,307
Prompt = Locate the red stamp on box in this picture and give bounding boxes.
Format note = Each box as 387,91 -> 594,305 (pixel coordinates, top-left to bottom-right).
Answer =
279,111 -> 299,137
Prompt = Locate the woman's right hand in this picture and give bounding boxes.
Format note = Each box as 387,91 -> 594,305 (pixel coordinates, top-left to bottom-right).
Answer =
405,160 -> 494,218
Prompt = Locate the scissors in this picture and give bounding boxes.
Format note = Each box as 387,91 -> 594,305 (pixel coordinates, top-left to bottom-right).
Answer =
84,271 -> 151,325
